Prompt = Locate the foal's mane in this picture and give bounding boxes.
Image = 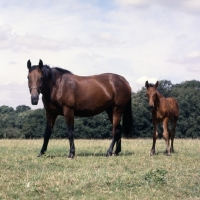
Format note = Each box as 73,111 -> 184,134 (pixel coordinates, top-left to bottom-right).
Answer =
148,83 -> 155,87
148,83 -> 162,94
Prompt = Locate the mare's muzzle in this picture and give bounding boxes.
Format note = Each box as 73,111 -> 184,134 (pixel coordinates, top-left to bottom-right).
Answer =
30,86 -> 40,105
31,95 -> 39,105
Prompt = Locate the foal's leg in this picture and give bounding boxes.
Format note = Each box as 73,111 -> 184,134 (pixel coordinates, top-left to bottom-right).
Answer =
38,112 -> 57,157
170,117 -> 178,153
162,118 -> 171,156
63,107 -> 75,159
150,120 -> 158,156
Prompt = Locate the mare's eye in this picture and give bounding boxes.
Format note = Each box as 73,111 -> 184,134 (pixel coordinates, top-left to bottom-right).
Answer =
40,77 -> 43,81
27,76 -> 30,80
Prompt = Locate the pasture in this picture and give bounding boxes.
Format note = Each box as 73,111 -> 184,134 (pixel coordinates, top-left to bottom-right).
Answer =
0,139 -> 200,200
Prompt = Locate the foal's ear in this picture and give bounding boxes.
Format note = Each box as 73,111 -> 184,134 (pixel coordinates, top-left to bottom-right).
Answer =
145,80 -> 149,88
39,59 -> 43,69
27,60 -> 31,70
155,81 -> 159,88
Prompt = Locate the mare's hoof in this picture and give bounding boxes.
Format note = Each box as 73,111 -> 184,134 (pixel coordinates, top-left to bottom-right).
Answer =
113,153 -> 119,156
37,152 -> 45,157
68,153 -> 75,159
150,151 -> 155,156
105,152 -> 112,157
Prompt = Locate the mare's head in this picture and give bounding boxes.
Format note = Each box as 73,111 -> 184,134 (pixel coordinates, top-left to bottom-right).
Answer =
27,59 -> 44,105
145,80 -> 159,109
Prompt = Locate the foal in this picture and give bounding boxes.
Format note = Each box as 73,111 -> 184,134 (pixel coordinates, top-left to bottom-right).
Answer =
145,81 -> 179,156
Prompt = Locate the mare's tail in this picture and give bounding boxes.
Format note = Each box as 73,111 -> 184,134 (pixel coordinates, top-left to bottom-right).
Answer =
122,98 -> 133,138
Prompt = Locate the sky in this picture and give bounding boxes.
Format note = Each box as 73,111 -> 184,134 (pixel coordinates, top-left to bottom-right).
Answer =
0,0 -> 200,109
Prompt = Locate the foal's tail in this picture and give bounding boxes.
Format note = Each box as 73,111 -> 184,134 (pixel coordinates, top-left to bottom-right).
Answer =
122,98 -> 133,138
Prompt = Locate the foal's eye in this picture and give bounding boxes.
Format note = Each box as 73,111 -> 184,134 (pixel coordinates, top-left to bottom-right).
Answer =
27,76 -> 30,80
40,77 -> 43,81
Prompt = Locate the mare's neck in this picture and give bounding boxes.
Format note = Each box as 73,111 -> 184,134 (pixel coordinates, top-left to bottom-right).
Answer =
41,68 -> 55,101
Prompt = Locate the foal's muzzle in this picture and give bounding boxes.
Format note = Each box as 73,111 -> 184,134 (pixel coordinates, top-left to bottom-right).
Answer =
149,103 -> 154,109
31,96 -> 39,105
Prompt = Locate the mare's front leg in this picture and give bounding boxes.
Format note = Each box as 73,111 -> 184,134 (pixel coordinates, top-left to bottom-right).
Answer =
38,112 -> 57,157
150,120 -> 158,156
63,107 -> 75,159
162,118 -> 171,156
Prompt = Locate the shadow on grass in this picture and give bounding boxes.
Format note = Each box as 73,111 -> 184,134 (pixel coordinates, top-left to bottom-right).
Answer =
41,151 -> 134,159
150,150 -> 178,156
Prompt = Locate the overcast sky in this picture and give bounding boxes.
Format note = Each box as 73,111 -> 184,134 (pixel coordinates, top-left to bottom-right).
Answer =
0,0 -> 200,109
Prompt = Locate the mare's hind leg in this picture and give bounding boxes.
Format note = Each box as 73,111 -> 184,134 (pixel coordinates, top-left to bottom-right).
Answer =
150,121 -> 159,156
170,117 -> 178,153
63,107 -> 75,159
106,107 -> 122,156
162,118 -> 171,156
114,124 -> 121,155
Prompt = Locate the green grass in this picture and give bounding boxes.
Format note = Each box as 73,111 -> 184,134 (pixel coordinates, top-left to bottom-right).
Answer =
0,139 -> 200,200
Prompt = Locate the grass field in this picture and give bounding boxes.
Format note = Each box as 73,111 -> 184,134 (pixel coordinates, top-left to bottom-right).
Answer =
0,139 -> 200,200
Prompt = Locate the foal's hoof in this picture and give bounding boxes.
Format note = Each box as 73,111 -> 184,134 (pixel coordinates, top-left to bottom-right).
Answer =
170,149 -> 175,153
166,150 -> 171,156
37,152 -> 45,157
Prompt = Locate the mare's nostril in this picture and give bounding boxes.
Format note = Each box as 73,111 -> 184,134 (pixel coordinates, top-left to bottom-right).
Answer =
31,96 -> 39,105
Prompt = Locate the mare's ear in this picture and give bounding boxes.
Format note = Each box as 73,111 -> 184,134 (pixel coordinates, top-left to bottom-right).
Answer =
145,80 -> 149,88
155,81 -> 159,88
27,60 -> 31,70
39,59 -> 43,69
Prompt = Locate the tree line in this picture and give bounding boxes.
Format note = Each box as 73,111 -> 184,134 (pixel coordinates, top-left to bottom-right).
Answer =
0,80 -> 200,139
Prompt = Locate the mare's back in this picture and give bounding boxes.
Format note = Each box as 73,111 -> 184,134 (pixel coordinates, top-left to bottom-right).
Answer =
65,73 -> 131,95
58,73 -> 131,114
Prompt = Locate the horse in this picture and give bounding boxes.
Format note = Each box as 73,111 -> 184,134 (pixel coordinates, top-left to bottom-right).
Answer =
145,81 -> 179,156
27,59 -> 133,158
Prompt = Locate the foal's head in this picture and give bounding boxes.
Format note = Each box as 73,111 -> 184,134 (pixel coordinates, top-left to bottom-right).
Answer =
27,60 -> 44,105
145,81 -> 159,109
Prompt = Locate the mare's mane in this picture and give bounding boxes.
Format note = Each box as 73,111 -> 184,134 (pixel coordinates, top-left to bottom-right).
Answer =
29,65 -> 72,84
54,67 -> 72,75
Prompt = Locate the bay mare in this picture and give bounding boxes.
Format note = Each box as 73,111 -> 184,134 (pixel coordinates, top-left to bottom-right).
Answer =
27,60 -> 133,158
145,81 -> 179,156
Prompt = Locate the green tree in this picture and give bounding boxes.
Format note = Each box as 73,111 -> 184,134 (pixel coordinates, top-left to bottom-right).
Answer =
16,105 -> 31,113
1,80 -> 200,139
